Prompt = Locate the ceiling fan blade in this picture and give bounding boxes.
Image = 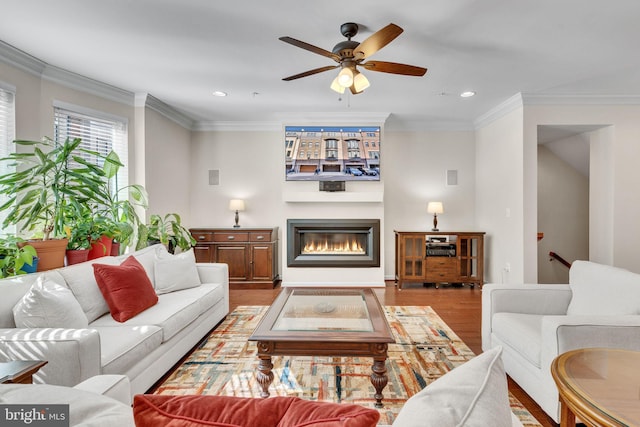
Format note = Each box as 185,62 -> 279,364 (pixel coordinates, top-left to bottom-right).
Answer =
353,23 -> 404,59
361,60 -> 427,76
279,36 -> 341,62
282,65 -> 339,81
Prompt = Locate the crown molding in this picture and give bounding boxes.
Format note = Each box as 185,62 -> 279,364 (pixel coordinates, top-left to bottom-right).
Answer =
41,65 -> 134,106
0,41 -> 46,77
192,121 -> 282,132
136,93 -> 195,129
521,93 -> 640,105
274,111 -> 391,126
473,93 -> 524,130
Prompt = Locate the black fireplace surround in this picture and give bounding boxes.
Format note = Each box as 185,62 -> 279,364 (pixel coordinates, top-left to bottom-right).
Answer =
287,219 -> 380,267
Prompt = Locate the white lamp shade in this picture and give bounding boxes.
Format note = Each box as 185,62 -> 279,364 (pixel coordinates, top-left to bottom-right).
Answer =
353,71 -> 370,92
229,199 -> 245,211
330,76 -> 346,94
427,202 -> 444,214
337,67 -> 354,87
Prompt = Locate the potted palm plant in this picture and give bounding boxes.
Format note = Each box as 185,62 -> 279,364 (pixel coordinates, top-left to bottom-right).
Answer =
0,137 -> 116,270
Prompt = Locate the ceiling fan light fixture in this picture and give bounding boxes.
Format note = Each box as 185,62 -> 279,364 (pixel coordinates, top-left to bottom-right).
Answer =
337,67 -> 354,87
330,76 -> 346,94
353,71 -> 370,92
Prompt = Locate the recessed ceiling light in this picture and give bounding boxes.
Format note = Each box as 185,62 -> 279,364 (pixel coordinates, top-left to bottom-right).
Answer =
212,91 -> 228,97
460,91 -> 476,98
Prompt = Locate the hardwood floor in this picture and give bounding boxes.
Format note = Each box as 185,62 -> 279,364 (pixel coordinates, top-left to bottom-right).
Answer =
230,281 -> 558,427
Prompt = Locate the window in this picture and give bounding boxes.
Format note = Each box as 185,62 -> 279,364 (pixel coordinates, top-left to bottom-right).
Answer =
53,105 -> 128,196
0,85 -> 15,233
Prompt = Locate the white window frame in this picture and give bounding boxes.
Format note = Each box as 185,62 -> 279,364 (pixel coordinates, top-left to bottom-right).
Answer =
53,101 -> 129,198
0,82 -> 16,234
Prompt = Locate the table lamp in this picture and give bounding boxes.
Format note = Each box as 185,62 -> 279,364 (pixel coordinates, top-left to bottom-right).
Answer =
427,202 -> 443,231
229,199 -> 245,228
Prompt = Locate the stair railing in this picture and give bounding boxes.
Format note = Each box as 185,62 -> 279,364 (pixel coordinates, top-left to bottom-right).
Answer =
549,251 -> 572,268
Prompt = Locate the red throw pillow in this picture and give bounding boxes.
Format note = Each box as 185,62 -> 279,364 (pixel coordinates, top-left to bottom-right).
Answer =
93,256 -> 158,322
133,395 -> 379,427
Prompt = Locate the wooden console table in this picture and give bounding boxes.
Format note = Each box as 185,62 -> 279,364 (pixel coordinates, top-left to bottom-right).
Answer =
0,360 -> 47,384
190,227 -> 279,289
394,231 -> 485,289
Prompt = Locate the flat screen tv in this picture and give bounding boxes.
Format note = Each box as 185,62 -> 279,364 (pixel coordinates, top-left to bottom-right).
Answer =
285,126 -> 380,181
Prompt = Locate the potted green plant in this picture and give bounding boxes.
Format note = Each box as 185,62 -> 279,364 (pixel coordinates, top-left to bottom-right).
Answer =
0,137 -> 117,270
0,235 -> 38,278
96,151 -> 148,255
136,213 -> 195,254
63,201 -> 93,265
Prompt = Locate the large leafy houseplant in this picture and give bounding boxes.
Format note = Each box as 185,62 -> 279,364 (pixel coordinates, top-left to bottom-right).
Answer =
0,137 -> 114,240
136,213 -> 195,254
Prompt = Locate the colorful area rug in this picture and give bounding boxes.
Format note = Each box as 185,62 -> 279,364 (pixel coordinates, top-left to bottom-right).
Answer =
155,306 -> 541,426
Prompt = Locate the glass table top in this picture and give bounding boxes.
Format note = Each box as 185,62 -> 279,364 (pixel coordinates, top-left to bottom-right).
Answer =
272,288 -> 373,332
561,348 -> 640,425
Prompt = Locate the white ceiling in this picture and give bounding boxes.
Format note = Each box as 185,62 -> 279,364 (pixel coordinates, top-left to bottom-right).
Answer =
2,0 -> 640,128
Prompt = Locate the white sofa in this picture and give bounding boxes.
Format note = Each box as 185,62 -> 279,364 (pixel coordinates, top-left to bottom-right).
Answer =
0,375 -> 134,426
482,260 -> 640,422
0,244 -> 229,399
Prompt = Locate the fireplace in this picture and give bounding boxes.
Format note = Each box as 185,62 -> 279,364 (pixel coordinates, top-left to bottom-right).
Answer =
287,219 -> 380,267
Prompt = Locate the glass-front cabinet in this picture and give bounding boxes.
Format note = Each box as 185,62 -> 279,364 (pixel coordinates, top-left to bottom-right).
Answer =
394,231 -> 485,289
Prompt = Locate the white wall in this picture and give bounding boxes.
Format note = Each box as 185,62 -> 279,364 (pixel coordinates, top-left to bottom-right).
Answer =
525,105 -> 640,273
382,130 -> 476,278
187,128 -> 477,283
475,107 -> 524,283
537,144 -> 589,283
143,107 -> 192,223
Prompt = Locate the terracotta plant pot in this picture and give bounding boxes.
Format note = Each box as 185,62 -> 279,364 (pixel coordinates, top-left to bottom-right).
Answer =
66,249 -> 90,265
22,239 -> 69,272
88,235 -> 113,260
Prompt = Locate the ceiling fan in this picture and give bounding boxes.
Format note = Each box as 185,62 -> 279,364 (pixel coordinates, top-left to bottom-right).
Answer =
279,22 -> 427,94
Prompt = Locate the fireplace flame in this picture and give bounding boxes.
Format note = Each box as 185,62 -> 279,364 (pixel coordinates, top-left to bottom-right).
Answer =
302,237 -> 365,254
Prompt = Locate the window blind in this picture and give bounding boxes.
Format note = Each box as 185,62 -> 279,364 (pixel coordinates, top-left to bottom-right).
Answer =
0,87 -> 16,233
53,106 -> 128,197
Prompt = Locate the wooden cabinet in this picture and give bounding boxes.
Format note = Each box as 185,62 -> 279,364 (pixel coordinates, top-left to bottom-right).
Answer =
394,231 -> 485,289
190,227 -> 279,289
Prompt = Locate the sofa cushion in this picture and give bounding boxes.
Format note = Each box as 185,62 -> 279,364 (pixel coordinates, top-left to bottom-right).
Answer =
90,284 -> 222,342
93,325 -> 163,375
93,256 -> 159,323
59,256 -> 119,323
116,244 -> 165,286
491,313 -> 543,368
154,248 -> 201,294
13,274 -> 88,329
567,260 -> 640,315
392,346 -> 512,427
132,395 -> 380,427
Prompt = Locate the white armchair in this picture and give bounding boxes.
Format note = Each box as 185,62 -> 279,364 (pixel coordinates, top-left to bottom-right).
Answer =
482,261 -> 640,423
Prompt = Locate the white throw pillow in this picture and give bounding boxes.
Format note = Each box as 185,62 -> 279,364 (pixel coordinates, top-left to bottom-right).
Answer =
154,248 -> 201,294
567,260 -> 640,315
392,346 -> 512,427
59,257 -> 119,323
13,274 -> 89,328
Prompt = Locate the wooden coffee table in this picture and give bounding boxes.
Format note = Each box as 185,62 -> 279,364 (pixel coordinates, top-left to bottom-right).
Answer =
0,360 -> 47,384
551,348 -> 640,427
248,287 -> 395,407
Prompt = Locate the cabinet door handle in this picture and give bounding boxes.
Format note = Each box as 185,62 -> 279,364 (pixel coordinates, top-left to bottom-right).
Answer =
227,235 -> 235,240
198,236 -> 205,240
256,236 -> 265,240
